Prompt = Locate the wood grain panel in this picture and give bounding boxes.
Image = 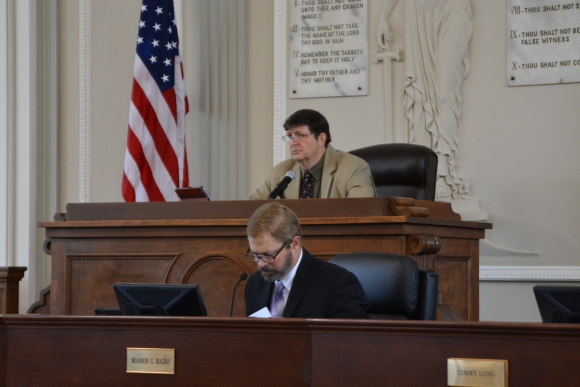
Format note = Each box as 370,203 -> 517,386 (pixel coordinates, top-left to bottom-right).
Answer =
303,235 -> 406,257
1,316 -> 579,386
180,254 -> 252,317
0,267 -> 27,314
68,255 -> 175,315
4,317 -> 311,387
434,254 -> 470,320
37,199 -> 490,321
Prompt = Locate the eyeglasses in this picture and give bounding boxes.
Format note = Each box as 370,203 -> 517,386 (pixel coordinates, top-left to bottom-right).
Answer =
245,240 -> 292,263
281,133 -> 314,143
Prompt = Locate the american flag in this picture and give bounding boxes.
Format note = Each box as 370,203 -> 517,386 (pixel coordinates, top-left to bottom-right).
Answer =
122,0 -> 189,202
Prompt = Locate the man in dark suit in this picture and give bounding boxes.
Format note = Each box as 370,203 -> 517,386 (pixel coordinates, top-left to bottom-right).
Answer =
244,202 -> 369,319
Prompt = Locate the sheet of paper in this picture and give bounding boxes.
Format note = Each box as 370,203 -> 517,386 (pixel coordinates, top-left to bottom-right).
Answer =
249,307 -> 272,318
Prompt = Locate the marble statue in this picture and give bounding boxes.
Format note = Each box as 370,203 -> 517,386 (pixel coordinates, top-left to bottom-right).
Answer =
377,0 -> 473,199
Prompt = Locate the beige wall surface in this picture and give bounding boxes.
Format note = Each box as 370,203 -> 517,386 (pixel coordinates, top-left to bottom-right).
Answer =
90,0 -> 140,202
248,0 -> 275,193
56,0 -> 580,321
280,0 -> 580,269
59,0 -> 81,209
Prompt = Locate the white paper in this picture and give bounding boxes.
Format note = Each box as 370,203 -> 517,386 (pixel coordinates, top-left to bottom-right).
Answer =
248,307 -> 272,318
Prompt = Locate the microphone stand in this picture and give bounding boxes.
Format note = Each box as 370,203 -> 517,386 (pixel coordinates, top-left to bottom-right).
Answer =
230,273 -> 248,317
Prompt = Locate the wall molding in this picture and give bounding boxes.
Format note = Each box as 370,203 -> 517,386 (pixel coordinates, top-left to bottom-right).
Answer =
480,266 -> 580,282
79,0 -> 91,203
36,0 -> 60,292
272,0 -> 286,166
0,0 -> 16,267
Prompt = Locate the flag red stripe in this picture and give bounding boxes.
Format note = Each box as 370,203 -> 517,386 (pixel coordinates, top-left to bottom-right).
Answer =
121,173 -> 136,202
162,88 -> 178,122
131,78 -> 180,187
126,127 -> 165,201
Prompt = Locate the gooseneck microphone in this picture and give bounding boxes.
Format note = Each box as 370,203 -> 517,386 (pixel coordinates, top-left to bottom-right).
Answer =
267,171 -> 296,199
229,272 -> 248,317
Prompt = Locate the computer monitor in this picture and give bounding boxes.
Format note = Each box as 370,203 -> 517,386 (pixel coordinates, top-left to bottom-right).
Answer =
533,286 -> 580,323
113,283 -> 207,317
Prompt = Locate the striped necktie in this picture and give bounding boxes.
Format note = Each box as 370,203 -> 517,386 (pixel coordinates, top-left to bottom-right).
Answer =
270,281 -> 287,318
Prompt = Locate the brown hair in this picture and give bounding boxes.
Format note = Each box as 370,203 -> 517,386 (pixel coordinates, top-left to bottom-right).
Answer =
246,202 -> 302,242
283,109 -> 331,147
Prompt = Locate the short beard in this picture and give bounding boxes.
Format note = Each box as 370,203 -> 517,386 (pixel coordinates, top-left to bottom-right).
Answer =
259,249 -> 294,282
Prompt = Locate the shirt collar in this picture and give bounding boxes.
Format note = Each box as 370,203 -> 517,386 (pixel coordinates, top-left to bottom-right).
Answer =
277,248 -> 303,292
301,152 -> 325,181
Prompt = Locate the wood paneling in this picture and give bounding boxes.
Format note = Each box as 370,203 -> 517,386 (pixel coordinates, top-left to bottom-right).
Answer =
0,316 -> 579,386
35,199 -> 490,320
0,268 -> 26,314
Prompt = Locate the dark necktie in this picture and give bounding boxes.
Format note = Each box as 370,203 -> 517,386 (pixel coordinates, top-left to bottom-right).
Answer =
300,171 -> 313,199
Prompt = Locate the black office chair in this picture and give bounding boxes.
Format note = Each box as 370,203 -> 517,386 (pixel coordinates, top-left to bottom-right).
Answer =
330,252 -> 439,320
534,286 -> 580,323
349,143 -> 438,200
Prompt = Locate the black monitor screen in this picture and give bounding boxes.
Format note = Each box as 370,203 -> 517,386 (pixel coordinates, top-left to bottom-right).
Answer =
114,283 -> 207,317
533,286 -> 580,323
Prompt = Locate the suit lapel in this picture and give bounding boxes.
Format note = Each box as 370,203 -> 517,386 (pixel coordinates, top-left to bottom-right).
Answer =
258,280 -> 274,311
283,163 -> 302,199
320,145 -> 337,198
283,249 -> 313,317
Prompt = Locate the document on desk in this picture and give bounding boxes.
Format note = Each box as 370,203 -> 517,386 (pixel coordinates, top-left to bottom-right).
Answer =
249,307 -> 272,318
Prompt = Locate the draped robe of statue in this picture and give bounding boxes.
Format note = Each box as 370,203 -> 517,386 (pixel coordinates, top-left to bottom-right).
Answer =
379,0 -> 473,199
405,0 -> 473,199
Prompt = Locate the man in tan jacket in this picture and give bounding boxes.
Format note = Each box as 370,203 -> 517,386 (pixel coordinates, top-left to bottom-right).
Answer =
248,109 -> 376,200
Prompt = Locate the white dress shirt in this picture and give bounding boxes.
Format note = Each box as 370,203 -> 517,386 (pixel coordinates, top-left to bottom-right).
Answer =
271,249 -> 303,309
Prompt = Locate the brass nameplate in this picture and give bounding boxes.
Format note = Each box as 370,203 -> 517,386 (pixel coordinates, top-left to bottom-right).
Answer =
448,358 -> 508,387
127,348 -> 175,375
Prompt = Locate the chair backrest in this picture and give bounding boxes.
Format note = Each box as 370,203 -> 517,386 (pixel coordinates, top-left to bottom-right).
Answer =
349,143 -> 438,200
329,252 -> 438,320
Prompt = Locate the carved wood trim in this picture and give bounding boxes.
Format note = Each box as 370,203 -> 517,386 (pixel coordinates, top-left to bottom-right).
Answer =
43,238 -> 52,255
0,266 -> 27,281
404,235 -> 461,320
53,212 -> 66,221
407,234 -> 441,255
27,284 -> 50,314
406,234 -> 441,271
180,254 -> 249,284
0,267 -> 26,314
388,197 -> 429,218
162,254 -> 182,283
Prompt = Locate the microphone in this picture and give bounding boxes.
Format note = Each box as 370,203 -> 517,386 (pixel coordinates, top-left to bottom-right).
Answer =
229,272 -> 248,317
267,171 -> 296,199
